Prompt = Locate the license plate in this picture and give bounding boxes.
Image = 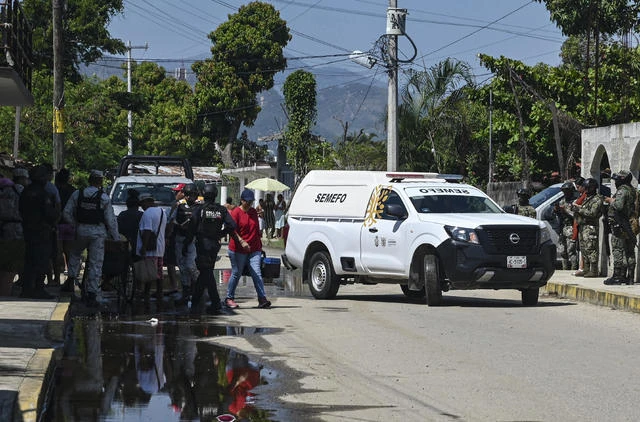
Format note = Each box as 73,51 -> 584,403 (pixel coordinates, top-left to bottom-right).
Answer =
507,256 -> 526,268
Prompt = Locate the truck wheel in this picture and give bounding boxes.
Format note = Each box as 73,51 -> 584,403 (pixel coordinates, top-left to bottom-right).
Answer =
422,253 -> 442,306
521,288 -> 539,306
400,284 -> 425,299
308,251 -> 340,299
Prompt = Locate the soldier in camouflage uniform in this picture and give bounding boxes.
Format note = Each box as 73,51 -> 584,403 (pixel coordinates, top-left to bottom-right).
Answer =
571,178 -> 604,278
603,170 -> 637,285
516,188 -> 536,218
554,182 -> 578,270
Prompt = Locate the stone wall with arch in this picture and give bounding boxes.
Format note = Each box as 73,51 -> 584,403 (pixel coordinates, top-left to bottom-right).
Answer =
582,122 -> 640,184
582,122 -> 640,279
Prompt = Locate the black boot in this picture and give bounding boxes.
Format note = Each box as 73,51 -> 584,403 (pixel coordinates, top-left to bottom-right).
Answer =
604,267 -> 624,285
61,277 -> 75,293
583,263 -> 600,278
84,292 -> 99,308
626,265 -> 635,285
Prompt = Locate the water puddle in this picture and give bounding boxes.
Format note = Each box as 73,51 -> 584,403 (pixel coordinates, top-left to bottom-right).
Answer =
44,315 -> 279,421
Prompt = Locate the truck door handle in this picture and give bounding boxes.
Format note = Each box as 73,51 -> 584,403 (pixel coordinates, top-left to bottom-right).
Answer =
369,227 -> 378,233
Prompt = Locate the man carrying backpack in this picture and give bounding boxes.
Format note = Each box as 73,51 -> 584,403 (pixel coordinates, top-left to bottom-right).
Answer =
62,170 -> 119,307
182,183 -> 239,315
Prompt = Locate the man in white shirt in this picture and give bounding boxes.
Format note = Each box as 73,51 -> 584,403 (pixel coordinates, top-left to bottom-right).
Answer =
137,193 -> 167,301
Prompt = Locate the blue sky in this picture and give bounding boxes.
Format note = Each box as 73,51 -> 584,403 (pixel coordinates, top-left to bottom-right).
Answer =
107,0 -> 565,87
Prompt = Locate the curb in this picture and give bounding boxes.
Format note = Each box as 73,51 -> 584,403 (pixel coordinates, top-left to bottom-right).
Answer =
15,299 -> 70,422
543,281 -> 640,314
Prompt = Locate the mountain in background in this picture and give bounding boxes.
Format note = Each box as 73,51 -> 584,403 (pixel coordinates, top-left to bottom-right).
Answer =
85,59 -> 388,143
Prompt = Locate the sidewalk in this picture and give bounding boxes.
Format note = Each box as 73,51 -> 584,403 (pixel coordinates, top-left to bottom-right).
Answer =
543,269 -> 640,313
0,295 -> 69,422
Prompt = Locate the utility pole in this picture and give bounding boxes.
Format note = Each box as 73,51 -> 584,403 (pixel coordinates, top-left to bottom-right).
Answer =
386,0 -> 399,172
52,0 -> 64,170
126,41 -> 148,155
488,89 -> 493,183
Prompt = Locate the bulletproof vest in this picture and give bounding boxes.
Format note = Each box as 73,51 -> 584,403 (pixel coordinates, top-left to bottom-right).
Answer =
19,182 -> 57,228
76,188 -> 105,224
197,203 -> 225,238
175,201 -> 194,235
0,185 -> 20,223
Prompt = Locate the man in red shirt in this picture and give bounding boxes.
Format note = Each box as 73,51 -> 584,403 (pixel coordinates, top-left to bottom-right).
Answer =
224,189 -> 271,309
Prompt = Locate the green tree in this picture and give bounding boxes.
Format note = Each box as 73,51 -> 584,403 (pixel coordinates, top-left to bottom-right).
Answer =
231,131 -> 268,167
398,58 -> 478,175
334,130 -> 385,170
1,69 -> 127,173
193,1 -> 290,166
283,69 -> 317,180
128,62 -> 198,158
22,0 -> 127,82
535,0 -> 640,124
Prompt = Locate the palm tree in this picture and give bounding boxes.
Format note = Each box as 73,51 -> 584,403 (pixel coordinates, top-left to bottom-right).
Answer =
398,58 -> 476,174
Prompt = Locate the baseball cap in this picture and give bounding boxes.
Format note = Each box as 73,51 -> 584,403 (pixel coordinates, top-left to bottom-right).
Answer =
172,183 -> 186,192
240,189 -> 255,202
89,169 -> 104,178
12,168 -> 28,178
138,192 -> 155,202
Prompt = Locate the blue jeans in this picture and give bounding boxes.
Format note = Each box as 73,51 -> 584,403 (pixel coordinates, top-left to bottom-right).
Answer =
226,250 -> 266,300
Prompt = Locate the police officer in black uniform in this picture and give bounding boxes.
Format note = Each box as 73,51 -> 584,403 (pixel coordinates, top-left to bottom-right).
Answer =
172,184 -> 200,302
182,184 -> 239,314
19,165 -> 60,299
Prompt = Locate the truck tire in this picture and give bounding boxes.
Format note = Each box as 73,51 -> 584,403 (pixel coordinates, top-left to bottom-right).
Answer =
422,253 -> 442,306
308,251 -> 340,299
521,287 -> 539,306
400,284 -> 425,299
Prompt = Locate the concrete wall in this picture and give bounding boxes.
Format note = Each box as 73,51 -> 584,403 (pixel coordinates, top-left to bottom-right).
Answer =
582,122 -> 640,279
582,122 -> 640,186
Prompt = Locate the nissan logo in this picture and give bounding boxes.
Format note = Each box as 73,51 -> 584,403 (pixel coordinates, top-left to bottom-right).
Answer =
509,233 -> 521,244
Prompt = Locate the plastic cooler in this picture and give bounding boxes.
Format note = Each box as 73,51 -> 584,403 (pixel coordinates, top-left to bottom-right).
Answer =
262,257 -> 281,279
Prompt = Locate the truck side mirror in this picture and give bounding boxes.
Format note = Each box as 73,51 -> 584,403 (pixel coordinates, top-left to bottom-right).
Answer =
385,204 -> 407,220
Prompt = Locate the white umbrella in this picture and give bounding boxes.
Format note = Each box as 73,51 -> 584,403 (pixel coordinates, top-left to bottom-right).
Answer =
245,177 -> 290,192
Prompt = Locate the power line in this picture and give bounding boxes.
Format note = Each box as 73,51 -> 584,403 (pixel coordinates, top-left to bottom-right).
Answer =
419,1 -> 535,59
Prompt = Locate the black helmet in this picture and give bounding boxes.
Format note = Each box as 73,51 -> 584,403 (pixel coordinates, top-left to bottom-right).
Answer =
611,170 -> 632,184
583,177 -> 599,193
516,188 -> 531,198
29,165 -> 49,183
561,182 -> 574,191
203,183 -> 218,201
182,183 -> 198,195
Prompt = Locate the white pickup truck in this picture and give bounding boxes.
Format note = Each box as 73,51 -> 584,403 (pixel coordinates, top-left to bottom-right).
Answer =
282,171 -> 557,306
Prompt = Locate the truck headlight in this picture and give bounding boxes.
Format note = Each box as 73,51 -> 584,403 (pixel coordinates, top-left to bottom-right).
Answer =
540,226 -> 552,244
445,226 -> 480,244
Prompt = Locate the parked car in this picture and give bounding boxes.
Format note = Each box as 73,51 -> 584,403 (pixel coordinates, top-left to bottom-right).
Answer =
109,155 -> 194,215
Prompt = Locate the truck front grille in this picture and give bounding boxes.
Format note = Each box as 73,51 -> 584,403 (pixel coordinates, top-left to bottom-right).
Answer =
478,226 -> 539,255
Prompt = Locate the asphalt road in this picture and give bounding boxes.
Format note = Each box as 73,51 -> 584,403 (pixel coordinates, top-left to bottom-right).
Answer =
205,283 -> 640,422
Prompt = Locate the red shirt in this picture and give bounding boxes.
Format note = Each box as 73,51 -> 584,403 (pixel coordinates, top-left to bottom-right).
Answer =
229,206 -> 262,253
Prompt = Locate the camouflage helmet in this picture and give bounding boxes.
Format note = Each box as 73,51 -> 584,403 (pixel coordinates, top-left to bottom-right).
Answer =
516,188 -> 531,198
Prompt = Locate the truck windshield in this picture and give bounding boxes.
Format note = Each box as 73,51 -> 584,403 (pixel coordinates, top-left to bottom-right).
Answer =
410,195 -> 503,214
111,182 -> 177,206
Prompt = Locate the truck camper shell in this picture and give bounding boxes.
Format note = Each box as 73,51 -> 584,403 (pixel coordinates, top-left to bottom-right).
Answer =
283,170 -> 557,307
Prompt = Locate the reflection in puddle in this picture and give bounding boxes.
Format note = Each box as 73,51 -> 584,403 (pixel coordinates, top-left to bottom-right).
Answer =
45,317 -> 276,421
